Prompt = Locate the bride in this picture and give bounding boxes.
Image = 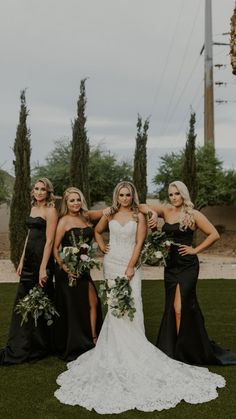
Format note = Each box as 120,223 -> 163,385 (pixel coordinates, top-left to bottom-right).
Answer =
54,181 -> 225,414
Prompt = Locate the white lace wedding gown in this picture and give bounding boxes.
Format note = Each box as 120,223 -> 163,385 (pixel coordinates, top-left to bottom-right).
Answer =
54,220 -> 225,414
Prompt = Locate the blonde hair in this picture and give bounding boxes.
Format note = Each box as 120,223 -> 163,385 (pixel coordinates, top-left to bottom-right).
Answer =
110,181 -> 139,220
59,187 -> 88,218
31,178 -> 55,207
168,181 -> 195,230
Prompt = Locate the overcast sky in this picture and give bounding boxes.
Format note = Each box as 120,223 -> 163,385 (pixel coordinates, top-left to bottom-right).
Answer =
0,0 -> 235,190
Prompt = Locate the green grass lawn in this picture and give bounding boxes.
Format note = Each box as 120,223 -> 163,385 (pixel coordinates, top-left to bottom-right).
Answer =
0,280 -> 236,419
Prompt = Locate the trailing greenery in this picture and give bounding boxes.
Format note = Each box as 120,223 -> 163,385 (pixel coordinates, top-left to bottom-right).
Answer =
33,142 -> 132,204
153,144 -> 236,209
0,280 -> 235,419
133,115 -> 149,203
182,112 -> 197,204
9,90 -> 31,268
70,78 -> 90,204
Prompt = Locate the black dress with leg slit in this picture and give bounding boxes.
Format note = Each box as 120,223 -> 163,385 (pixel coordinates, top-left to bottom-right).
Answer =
53,227 -> 103,362
156,222 -> 236,365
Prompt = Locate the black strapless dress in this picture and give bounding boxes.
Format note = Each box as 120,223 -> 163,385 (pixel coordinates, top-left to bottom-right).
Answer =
0,216 -> 55,365
53,227 -> 103,361
156,222 -> 236,365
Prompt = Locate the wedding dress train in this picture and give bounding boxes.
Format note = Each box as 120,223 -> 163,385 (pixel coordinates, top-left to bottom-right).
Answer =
54,220 -> 225,414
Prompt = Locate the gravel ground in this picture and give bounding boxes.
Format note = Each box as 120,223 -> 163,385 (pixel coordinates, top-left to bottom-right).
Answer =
0,254 -> 235,283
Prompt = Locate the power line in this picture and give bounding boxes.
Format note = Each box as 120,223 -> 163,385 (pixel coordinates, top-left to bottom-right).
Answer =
159,0 -> 202,136
149,0 -> 186,113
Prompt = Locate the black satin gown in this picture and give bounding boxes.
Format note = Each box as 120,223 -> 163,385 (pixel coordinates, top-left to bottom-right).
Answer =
0,216 -> 54,365
53,227 -> 103,361
156,222 -> 236,365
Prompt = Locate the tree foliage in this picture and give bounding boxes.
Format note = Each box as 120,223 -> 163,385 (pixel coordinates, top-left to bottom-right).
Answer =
89,147 -> 132,203
182,112 -> 197,204
153,144 -> 236,209
33,141 -> 132,204
0,170 -> 11,204
133,115 -> 149,202
70,78 -> 90,204
153,151 -> 183,201
9,90 -> 31,267
33,139 -> 71,196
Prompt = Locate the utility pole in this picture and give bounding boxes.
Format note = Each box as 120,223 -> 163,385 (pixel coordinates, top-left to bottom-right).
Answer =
204,0 -> 214,146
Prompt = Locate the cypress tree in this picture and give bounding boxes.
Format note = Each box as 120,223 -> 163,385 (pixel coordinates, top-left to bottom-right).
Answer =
182,112 -> 197,204
133,115 -> 149,203
9,90 -> 31,267
70,78 -> 90,204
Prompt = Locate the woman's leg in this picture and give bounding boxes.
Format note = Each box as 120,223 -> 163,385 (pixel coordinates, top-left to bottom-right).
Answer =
88,282 -> 98,344
173,283 -> 181,335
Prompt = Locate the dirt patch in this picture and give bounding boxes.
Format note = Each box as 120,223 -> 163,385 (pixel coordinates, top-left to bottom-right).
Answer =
0,232 -> 10,259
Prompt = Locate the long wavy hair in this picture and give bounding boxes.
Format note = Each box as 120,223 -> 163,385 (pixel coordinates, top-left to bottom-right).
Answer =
59,187 -> 88,218
168,181 -> 195,230
31,178 -> 55,207
110,181 -> 139,220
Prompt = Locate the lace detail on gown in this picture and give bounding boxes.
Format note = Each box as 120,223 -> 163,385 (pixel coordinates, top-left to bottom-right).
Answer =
54,220 -> 225,414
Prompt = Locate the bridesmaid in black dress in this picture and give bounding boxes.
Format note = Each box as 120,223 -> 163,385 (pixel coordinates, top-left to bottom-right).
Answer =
0,178 -> 58,365
141,180 -> 236,365
53,187 -> 103,361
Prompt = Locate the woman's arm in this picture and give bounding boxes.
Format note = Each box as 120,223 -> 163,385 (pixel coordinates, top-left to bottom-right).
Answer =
178,210 -> 220,256
125,213 -> 147,280
87,209 -> 104,221
16,232 -> 29,276
139,202 -> 165,218
39,207 -> 58,286
53,218 -> 67,267
94,215 -> 110,253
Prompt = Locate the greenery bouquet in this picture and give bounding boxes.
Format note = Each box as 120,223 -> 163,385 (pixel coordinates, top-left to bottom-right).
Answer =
99,276 -> 136,321
138,230 -> 174,267
59,230 -> 100,286
15,286 -> 59,327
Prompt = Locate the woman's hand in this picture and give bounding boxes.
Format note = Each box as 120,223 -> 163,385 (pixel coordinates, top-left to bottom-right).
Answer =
178,245 -> 197,256
147,211 -> 158,230
103,207 -> 112,217
125,267 -> 135,281
100,243 -> 110,254
39,267 -> 48,287
16,260 -> 24,276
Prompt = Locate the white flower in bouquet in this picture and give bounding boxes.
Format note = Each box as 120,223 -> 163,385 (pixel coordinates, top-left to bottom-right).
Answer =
80,243 -> 90,250
80,254 -> 89,261
107,279 -> 116,288
154,251 -> 163,259
63,246 -> 79,255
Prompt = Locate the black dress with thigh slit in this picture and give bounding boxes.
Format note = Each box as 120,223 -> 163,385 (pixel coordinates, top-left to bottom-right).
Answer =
0,216 -> 55,365
53,227 -> 103,361
156,222 -> 236,365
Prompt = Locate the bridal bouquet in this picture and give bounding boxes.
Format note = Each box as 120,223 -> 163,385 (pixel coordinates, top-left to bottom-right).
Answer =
59,231 -> 100,286
99,276 -> 136,321
15,286 -> 59,327
138,230 -> 174,267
